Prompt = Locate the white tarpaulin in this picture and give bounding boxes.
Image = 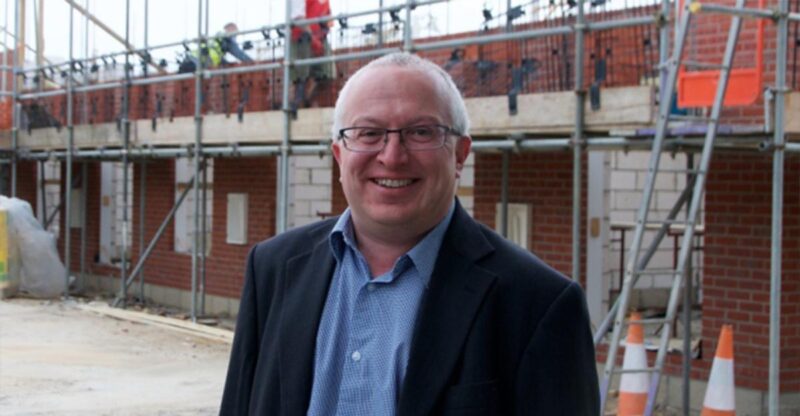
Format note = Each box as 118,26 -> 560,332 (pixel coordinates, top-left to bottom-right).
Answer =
0,196 -> 66,298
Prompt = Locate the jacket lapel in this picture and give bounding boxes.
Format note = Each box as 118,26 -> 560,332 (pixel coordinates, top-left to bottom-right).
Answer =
398,204 -> 497,416
278,225 -> 336,416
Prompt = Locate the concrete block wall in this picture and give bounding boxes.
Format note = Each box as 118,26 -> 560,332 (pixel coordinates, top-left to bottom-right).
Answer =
288,155 -> 333,228
607,151 -> 703,306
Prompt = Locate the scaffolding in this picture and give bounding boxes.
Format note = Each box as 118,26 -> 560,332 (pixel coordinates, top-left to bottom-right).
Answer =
1,0 -> 799,414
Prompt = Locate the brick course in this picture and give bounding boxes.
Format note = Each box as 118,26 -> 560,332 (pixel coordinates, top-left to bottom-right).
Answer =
473,152 -> 588,284
53,157 -> 275,300
16,160 -> 38,212
703,152 -> 800,391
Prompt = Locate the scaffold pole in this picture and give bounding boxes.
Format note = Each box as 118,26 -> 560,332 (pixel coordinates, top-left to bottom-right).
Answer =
119,0 -> 132,308
768,1 -> 789,413
573,0 -> 587,284
277,0 -> 293,234
190,0 -> 204,322
64,0 -> 75,297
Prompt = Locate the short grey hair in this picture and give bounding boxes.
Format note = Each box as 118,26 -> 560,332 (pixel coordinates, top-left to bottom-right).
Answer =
331,52 -> 471,139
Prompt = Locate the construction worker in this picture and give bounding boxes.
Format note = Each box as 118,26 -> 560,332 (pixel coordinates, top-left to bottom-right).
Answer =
178,22 -> 253,73
290,0 -> 335,111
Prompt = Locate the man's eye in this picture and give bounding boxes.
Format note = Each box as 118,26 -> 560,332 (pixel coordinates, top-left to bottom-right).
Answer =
357,129 -> 384,139
410,127 -> 434,136
405,126 -> 436,141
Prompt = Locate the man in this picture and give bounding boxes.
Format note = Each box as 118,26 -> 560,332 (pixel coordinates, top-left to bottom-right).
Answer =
178,22 -> 253,74
289,0 -> 335,111
220,52 -> 599,415
218,23 -> 254,65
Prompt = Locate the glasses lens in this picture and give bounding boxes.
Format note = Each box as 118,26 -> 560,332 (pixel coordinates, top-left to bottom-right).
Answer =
402,125 -> 447,150
340,125 -> 450,152
342,128 -> 385,151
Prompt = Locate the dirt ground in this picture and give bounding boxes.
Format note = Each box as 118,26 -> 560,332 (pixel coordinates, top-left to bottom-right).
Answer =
0,298 -> 232,415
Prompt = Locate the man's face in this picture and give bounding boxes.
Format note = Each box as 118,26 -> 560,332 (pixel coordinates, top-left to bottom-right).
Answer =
332,66 -> 471,239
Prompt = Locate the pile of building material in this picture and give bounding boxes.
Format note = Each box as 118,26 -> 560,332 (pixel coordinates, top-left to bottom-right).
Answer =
0,196 -> 67,298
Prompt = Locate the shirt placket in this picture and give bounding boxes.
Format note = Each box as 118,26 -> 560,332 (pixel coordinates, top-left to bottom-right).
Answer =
336,250 -> 378,414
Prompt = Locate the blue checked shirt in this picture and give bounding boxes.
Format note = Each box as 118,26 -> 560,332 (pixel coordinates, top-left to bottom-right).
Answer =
306,203 -> 456,416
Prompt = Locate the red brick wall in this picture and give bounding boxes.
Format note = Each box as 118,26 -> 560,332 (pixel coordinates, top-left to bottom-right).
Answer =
204,156 -> 276,298
0,99 -> 11,131
703,152 -> 800,391
473,152 -> 588,284
588,152 -> 799,393
52,157 -> 275,299
56,162 -> 120,278
127,157 -> 276,299
15,161 -> 38,211
681,0 -> 782,125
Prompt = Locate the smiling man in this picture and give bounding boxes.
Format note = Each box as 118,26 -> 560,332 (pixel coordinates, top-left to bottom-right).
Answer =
220,52 -> 599,415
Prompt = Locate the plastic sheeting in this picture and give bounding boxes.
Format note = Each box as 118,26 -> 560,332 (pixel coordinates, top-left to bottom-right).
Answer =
0,196 -> 67,298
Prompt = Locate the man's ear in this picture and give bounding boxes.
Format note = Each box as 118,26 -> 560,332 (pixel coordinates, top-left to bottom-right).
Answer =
332,139 -> 343,165
455,136 -> 472,169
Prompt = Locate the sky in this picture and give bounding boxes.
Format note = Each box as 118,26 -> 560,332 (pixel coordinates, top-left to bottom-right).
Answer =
0,0 -> 655,80
1,0 -> 503,69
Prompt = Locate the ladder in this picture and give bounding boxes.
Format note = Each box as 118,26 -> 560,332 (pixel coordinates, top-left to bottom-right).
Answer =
596,1 -> 747,414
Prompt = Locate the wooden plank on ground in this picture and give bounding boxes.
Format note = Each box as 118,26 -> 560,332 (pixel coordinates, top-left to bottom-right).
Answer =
76,302 -> 233,344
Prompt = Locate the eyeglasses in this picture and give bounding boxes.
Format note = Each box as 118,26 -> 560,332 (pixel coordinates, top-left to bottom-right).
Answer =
338,124 -> 456,153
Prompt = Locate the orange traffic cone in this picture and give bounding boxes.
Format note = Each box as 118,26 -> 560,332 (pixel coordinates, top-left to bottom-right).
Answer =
701,325 -> 735,416
618,312 -> 648,416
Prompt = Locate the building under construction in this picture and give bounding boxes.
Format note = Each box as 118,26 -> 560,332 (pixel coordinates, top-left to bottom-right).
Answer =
0,0 -> 798,414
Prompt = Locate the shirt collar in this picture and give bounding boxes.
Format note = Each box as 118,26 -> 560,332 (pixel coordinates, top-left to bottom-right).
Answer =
329,208 -> 355,264
329,202 -> 456,287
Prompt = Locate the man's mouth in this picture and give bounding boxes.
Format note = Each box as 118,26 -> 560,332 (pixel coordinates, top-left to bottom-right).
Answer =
372,178 -> 415,188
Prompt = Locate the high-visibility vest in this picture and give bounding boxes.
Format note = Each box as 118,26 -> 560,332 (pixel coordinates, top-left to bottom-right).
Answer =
192,37 -> 224,68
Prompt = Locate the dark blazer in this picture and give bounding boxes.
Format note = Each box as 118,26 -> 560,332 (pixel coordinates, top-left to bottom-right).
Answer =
220,202 -> 599,415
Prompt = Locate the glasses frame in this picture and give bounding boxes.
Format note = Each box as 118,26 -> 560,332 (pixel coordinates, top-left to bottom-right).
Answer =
337,124 -> 458,153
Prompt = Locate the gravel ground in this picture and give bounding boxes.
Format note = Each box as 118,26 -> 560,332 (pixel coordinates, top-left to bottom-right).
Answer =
0,298 -> 232,415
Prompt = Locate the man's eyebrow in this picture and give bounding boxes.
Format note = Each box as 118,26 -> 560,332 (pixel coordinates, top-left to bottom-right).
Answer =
348,116 -> 444,126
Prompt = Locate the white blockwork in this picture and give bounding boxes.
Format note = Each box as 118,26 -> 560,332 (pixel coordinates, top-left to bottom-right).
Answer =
289,155 -> 332,228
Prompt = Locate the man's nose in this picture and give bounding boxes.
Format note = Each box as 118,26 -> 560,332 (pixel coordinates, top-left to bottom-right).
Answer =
377,132 -> 409,166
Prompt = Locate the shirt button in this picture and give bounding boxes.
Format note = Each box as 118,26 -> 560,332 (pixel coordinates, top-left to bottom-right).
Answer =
351,351 -> 362,362
367,284 -> 376,292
